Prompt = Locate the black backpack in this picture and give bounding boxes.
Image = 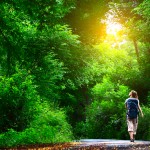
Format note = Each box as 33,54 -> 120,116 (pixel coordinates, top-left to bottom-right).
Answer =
126,98 -> 138,119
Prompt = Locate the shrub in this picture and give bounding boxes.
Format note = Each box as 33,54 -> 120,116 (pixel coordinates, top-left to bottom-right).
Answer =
0,101 -> 73,148
0,69 -> 73,148
84,78 -> 129,139
136,106 -> 150,140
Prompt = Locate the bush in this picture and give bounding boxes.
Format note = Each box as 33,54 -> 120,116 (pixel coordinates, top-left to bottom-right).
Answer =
73,121 -> 87,139
0,69 -> 38,132
85,100 -> 124,139
84,78 -> 129,139
136,106 -> 150,140
0,69 -> 73,148
28,101 -> 73,143
0,101 -> 73,148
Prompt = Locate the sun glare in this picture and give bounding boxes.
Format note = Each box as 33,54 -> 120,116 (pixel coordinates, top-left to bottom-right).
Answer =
103,14 -> 126,48
104,18 -> 126,48
106,22 -> 122,36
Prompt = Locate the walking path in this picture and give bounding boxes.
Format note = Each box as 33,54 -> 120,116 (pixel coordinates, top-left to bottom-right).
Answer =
6,139 -> 150,150
75,139 -> 150,150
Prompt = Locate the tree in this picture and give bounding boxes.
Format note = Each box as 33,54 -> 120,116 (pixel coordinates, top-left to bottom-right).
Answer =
0,0 -> 76,145
0,0 -> 75,75
65,0 -> 110,43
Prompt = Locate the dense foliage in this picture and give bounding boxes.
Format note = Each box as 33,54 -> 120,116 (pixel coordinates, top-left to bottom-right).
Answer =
0,0 -> 150,147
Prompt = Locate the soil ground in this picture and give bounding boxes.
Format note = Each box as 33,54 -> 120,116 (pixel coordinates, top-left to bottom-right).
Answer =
2,139 -> 150,150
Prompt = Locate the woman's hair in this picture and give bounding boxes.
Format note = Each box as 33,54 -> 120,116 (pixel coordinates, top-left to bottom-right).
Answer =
130,90 -> 138,98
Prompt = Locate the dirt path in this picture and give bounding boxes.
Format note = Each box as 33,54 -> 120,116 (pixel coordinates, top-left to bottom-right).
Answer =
3,139 -> 150,150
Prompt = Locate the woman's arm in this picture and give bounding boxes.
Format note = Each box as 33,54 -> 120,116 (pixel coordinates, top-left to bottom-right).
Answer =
138,103 -> 144,117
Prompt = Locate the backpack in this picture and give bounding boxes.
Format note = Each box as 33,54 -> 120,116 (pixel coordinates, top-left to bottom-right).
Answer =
126,98 -> 138,119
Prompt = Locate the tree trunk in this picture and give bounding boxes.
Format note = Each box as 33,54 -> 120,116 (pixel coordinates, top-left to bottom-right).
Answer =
133,39 -> 139,63
0,29 -> 12,76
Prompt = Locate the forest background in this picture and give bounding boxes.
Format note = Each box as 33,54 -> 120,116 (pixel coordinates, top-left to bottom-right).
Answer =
0,0 -> 150,147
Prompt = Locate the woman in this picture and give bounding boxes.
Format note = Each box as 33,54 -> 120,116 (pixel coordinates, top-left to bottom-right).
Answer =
125,90 -> 144,142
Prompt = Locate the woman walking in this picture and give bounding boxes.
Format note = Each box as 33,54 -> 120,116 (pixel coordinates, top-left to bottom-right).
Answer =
125,90 -> 144,142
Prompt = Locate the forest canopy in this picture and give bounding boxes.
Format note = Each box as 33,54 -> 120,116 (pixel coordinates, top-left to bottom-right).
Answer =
0,0 -> 150,147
